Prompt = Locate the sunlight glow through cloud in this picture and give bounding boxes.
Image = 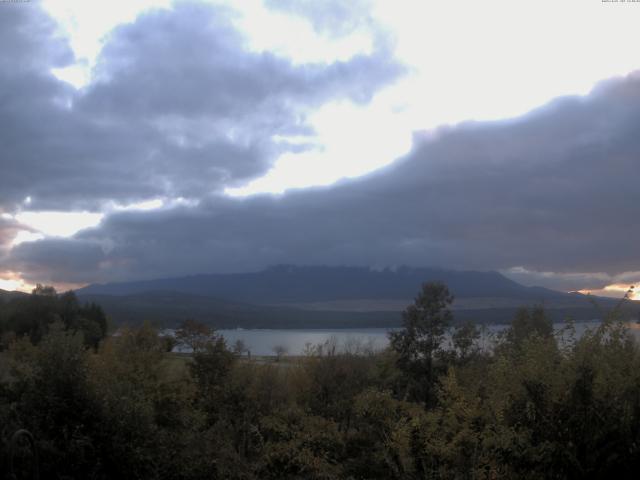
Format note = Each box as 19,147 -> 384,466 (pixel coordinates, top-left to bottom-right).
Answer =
0,278 -> 25,291
6,0 -> 640,296
7,199 -> 192,252
42,0 -> 172,87
226,0 -> 640,195
10,231 -> 46,248
227,96 -> 415,195
0,272 -> 36,293
41,0 -> 640,198
14,211 -> 104,238
225,0 -> 374,63
110,199 -> 165,212
579,284 -> 639,301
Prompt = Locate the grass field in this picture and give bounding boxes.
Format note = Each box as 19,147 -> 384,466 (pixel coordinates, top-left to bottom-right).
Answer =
164,351 -> 301,375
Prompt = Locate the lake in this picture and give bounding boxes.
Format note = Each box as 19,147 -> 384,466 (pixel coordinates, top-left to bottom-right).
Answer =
168,321 -> 640,356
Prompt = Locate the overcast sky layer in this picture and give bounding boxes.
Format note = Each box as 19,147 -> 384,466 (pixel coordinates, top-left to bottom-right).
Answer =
1,0 -> 639,297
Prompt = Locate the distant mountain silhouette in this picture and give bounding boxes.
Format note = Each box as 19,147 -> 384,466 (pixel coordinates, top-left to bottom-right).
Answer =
77,265 -> 570,303
0,288 -> 28,302
73,266 -> 638,328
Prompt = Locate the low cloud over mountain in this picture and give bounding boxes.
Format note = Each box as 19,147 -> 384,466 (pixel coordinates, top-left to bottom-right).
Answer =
1,1 -> 639,294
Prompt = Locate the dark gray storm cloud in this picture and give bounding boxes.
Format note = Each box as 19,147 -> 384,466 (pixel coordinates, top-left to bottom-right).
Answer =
5,71 -> 640,289
0,2 -> 72,71
0,218 -> 21,253
3,1 -> 640,291
0,1 -> 403,211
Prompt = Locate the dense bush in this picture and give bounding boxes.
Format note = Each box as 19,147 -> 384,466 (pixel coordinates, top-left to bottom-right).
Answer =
1,283 -> 640,478
0,285 -> 107,349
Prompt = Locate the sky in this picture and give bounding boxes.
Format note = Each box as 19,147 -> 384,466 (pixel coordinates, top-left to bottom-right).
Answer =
1,0 -> 640,299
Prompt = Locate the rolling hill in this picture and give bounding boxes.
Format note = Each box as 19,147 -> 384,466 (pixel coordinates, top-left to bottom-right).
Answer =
78,265 -> 570,303
0,288 -> 28,302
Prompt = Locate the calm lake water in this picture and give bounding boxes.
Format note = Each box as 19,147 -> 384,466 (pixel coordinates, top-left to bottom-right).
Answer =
169,321 -> 640,356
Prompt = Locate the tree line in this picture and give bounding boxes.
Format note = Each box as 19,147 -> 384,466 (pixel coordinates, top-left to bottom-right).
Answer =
1,282 -> 639,478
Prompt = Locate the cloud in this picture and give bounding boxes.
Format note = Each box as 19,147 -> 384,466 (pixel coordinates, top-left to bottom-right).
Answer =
6,71 -> 640,289
264,0 -> 374,37
3,2 -> 640,293
6,237 -> 106,285
0,217 -> 21,253
0,3 -> 73,72
0,1 -> 403,212
502,267 -> 615,292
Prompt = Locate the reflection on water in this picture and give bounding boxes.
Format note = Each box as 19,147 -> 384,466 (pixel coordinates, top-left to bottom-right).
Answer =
167,320 -> 640,356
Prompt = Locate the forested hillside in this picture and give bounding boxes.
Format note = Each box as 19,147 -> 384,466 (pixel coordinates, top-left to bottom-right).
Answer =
2,283 -> 640,478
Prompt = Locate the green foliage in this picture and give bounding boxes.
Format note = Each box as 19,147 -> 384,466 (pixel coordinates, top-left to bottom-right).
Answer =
3,323 -> 101,478
349,388 -> 424,479
189,334 -> 237,424
502,305 -> 554,349
175,318 -> 216,353
388,281 -> 454,405
3,288 -> 640,479
451,320 -> 481,363
258,407 -> 343,480
0,285 -> 108,349
296,338 -> 379,429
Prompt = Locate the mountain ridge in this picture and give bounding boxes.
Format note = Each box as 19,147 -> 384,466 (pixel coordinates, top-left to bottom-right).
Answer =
62,266 -> 638,327
76,265 -> 571,303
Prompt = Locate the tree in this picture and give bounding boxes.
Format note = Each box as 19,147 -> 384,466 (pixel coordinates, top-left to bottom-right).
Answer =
77,301 -> 108,347
389,282 -> 453,405
2,287 -> 107,347
175,318 -> 215,353
32,284 -> 57,296
6,322 -> 100,478
233,339 -> 248,356
502,305 -> 553,350
189,336 -> 237,423
272,345 -> 288,362
451,320 -> 480,363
